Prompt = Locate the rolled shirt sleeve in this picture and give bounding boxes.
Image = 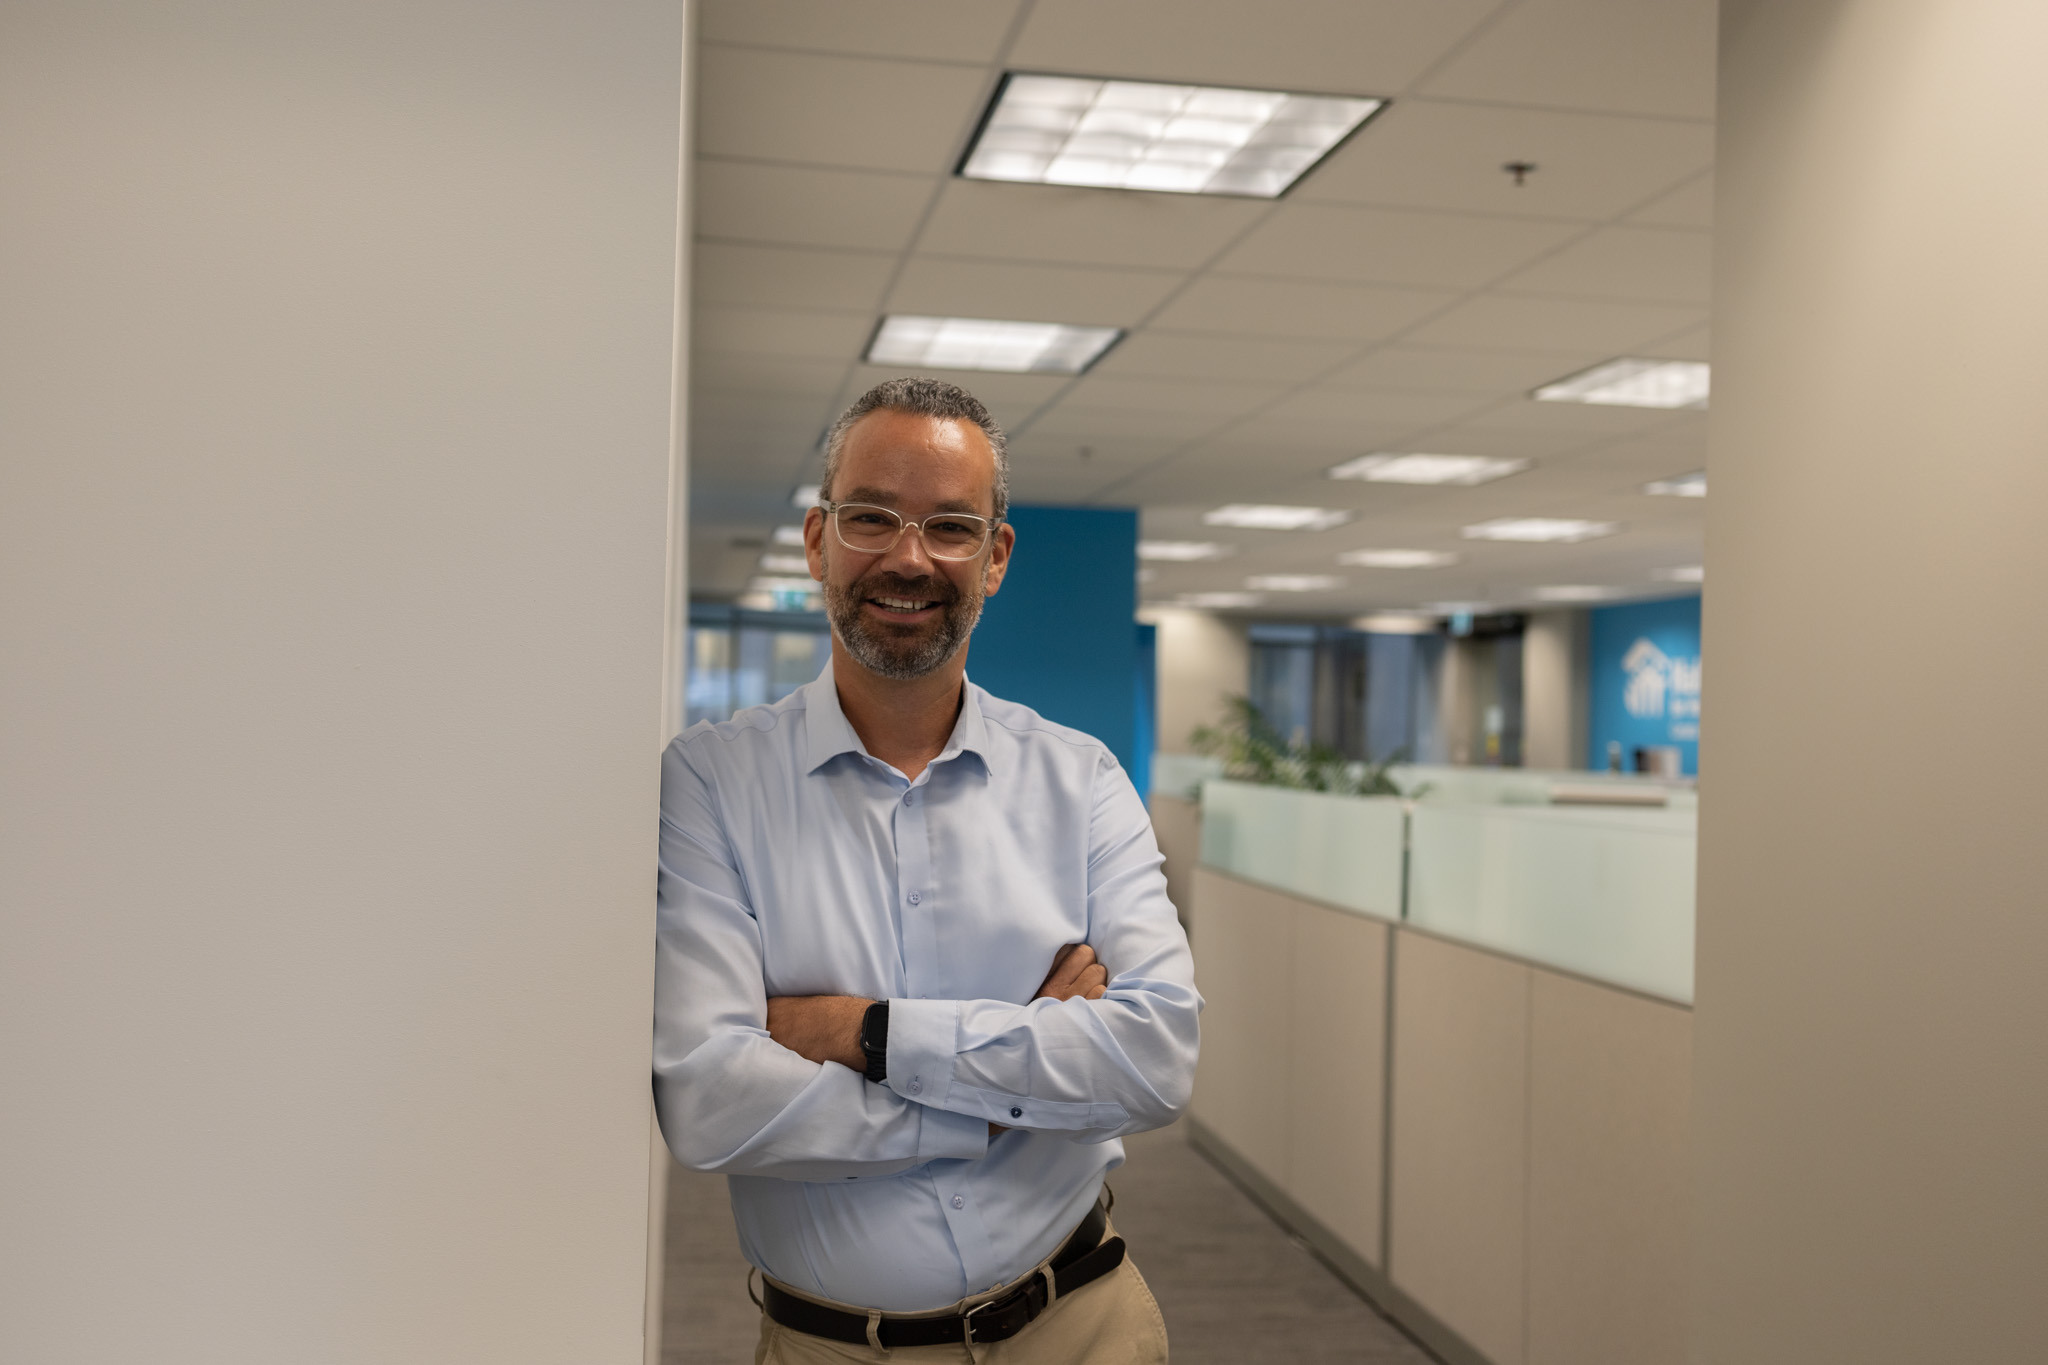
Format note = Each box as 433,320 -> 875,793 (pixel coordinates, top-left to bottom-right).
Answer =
884,751 -> 1201,1140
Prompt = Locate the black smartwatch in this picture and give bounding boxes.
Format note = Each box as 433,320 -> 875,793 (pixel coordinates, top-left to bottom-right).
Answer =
859,1000 -> 889,1083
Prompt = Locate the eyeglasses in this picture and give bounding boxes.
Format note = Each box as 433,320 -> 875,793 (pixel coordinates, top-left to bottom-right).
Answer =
819,500 -> 1000,560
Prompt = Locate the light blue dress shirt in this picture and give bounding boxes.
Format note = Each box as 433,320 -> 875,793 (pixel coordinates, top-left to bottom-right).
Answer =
654,663 -> 1201,1311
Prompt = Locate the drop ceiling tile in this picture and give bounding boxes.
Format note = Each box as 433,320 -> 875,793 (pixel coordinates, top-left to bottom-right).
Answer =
1497,227 -> 1711,304
1149,275 -> 1456,342
1628,172 -> 1715,229
1023,401 -> 1236,444
887,257 -> 1186,327
1402,293 -> 1704,351
698,47 -> 990,174
1448,396 -> 1679,439
698,1 -> 1023,63
694,242 -> 897,312
1008,0 -> 1497,95
1215,205 -> 1583,289
918,179 -> 1267,270
1052,375 -> 1285,418
1642,321 -> 1711,362
1092,333 -> 1355,385
1262,387 -> 1495,430
1298,99 -> 1715,221
692,306 -> 876,360
1323,345 -> 1608,394
1420,0 -> 1719,120
696,161 -> 935,251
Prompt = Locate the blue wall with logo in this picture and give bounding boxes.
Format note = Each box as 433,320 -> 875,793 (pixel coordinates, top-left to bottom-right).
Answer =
1587,594 -> 1703,775
970,505 -> 1143,791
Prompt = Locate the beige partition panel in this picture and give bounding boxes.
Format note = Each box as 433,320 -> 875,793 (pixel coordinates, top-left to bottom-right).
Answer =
1148,793 -> 1201,930
1286,904 -> 1389,1268
1526,971 -> 1691,1365
1188,867 -> 1294,1180
1390,931 -> 1532,1365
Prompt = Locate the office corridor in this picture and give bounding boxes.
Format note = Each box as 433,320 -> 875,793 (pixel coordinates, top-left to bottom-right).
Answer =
659,1123 -> 1434,1364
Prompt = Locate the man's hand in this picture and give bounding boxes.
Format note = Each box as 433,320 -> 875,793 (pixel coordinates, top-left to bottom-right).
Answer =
1035,943 -> 1109,1002
764,994 -> 871,1072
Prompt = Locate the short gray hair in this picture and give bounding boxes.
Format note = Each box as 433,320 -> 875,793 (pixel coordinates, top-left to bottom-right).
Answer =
820,377 -> 1010,519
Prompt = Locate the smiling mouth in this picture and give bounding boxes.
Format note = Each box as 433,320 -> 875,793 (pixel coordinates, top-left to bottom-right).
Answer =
867,594 -> 939,616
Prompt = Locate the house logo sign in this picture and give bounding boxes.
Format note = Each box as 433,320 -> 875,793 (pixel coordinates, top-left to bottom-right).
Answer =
1621,637 -> 1702,740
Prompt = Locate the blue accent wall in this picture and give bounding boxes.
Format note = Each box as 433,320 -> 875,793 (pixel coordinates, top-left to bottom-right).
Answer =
969,505 -> 1140,780
1588,594 -> 1703,775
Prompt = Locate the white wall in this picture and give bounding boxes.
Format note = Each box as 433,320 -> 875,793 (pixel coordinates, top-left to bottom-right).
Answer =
0,4 -> 684,1362
1522,610 -> 1588,771
1696,2 -> 2048,1360
1144,607 -> 1251,754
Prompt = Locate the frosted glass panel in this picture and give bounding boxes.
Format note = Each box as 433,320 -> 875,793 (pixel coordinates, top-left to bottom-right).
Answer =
1198,780 -> 1405,920
1152,752 -> 1225,801
1407,804 -> 1696,1003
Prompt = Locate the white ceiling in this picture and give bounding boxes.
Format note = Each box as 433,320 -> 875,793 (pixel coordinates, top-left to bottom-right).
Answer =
688,0 -> 1717,615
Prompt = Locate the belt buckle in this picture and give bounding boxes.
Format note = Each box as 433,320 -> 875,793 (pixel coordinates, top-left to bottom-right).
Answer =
961,1295 -> 999,1347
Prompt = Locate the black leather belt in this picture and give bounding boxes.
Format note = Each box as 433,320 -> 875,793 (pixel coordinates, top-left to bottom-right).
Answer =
759,1197 -> 1124,1348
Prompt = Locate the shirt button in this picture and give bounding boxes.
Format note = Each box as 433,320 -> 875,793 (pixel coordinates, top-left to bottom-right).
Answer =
1010,1107 -> 1023,1118
951,1195 -> 965,1210
904,791 -> 914,805
907,892 -> 921,905
909,1078 -> 922,1095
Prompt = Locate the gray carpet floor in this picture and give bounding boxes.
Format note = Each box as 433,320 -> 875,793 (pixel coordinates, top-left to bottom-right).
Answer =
658,1122 -> 1436,1364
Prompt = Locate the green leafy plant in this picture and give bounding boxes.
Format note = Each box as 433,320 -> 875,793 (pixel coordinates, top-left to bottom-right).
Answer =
1190,695 -> 1407,797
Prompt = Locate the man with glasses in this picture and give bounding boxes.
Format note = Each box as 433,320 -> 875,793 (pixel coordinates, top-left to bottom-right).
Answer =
655,377 -> 1199,1362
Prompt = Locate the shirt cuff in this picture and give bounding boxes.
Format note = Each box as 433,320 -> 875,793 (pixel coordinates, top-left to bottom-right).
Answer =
886,996 -> 961,1111
916,1104 -> 990,1162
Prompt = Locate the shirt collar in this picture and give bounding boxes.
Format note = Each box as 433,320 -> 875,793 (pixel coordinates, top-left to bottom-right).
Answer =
802,659 -> 996,778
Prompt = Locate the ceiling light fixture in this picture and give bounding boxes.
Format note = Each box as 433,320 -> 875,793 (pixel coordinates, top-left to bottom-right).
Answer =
747,576 -> 820,595
1175,591 -> 1265,610
1463,517 -> 1618,544
1353,612 -> 1437,635
1137,540 -> 1234,561
1534,358 -> 1710,409
1645,470 -> 1708,497
1338,548 -> 1459,569
1534,585 -> 1619,602
757,553 -> 811,575
1203,504 -> 1355,531
960,73 -> 1384,199
1326,453 -> 1530,485
791,484 -> 822,509
1245,575 -> 1341,592
1658,565 -> 1706,583
772,525 -> 808,546
866,314 -> 1121,374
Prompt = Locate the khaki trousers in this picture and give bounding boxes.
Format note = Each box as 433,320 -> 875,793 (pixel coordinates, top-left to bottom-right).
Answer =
752,1221 -> 1168,1365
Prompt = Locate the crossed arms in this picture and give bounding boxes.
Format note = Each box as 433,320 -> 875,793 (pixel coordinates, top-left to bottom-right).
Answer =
651,741 -> 1201,1183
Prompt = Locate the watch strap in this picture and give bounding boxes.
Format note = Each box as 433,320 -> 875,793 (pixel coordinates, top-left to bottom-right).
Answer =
860,1000 -> 889,1083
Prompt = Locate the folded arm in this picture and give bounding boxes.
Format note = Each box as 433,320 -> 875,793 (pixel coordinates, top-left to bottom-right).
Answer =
652,742 -> 990,1181
882,754 -> 1202,1142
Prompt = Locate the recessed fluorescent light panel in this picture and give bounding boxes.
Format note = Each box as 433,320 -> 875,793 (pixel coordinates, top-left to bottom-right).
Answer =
1203,504 -> 1355,531
1138,540 -> 1234,562
1658,565 -> 1706,583
791,484 -> 822,509
1327,453 -> 1530,486
866,315 -> 1121,375
1176,591 -> 1265,610
961,73 -> 1384,199
748,576 -> 820,595
772,525 -> 808,546
1353,612 -> 1436,635
1534,358 -> 1710,409
1338,549 -> 1459,569
1534,585 -> 1619,602
1463,518 -> 1618,544
1246,575 -> 1341,592
757,554 -> 811,574
1645,470 -> 1708,497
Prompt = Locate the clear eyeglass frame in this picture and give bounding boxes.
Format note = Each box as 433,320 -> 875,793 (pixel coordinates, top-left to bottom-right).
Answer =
818,499 -> 1000,561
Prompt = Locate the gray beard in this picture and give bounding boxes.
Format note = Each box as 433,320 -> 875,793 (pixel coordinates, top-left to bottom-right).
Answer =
824,568 -> 985,681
